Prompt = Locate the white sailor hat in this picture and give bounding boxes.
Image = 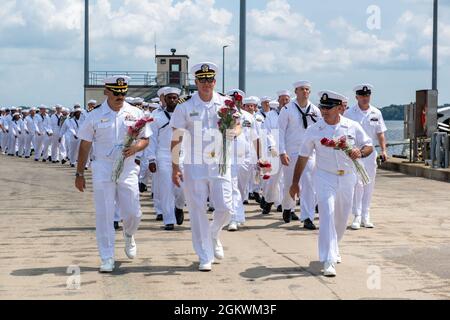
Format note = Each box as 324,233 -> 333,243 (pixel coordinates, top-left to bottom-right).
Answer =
104,75 -> 130,93
293,80 -> 312,89
62,107 -> 69,112
269,100 -> 280,109
151,97 -> 160,103
191,62 -> 219,79
73,105 -> 82,111
133,97 -> 144,104
244,96 -> 260,105
164,87 -> 181,96
342,96 -> 349,103
354,84 -> 373,96
12,112 -> 20,117
55,104 -> 62,109
29,107 -> 36,111
88,100 -> 97,105
277,90 -> 291,97
318,90 -> 346,109
10,106 -> 17,110
39,104 -> 47,109
22,109 -> 29,113
0,107 -> 5,111
157,87 -> 170,97
260,96 -> 272,103
226,89 -> 246,99
125,97 -> 135,104
149,103 -> 160,109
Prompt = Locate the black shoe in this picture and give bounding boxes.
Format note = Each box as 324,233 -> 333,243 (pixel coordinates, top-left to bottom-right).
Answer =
70,164 -> 75,168
42,159 -> 46,163
34,159 -> 39,162
277,205 -> 283,212
315,205 -> 319,213
243,200 -> 249,205
291,212 -> 300,221
262,202 -> 273,215
259,197 -> 266,209
208,206 -> 215,213
283,210 -> 292,223
61,159 -> 67,165
25,156 -> 30,159
253,192 -> 261,204
114,221 -> 120,230
52,161 -> 57,164
248,193 -> 255,200
175,208 -> 184,225
164,224 -> 175,231
48,157 -> 52,162
156,214 -> 163,221
303,218 -> 317,230
138,182 -> 147,193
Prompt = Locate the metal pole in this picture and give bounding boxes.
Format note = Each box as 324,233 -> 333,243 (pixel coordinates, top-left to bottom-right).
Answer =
239,0 -> 246,92
222,45 -> 228,93
84,0 -> 89,106
432,0 -> 438,91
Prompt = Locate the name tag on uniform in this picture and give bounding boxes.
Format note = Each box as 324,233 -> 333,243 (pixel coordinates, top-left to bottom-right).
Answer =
100,118 -> 109,123
370,118 -> 379,122
190,112 -> 199,117
243,120 -> 251,127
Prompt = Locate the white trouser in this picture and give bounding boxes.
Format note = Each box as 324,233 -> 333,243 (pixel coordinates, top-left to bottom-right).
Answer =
18,134 -> 26,156
157,159 -> 185,225
40,134 -> 51,160
315,169 -> 357,263
230,165 -> 245,224
1,132 -> 8,152
92,160 -> 142,260
182,168 -> 232,264
24,133 -> 34,157
69,138 -> 81,165
139,157 -> 151,185
152,169 -> 163,215
353,153 -> 378,221
59,135 -> 67,160
34,135 -> 44,160
237,159 -> 252,204
7,134 -> 17,155
262,160 -> 283,206
282,154 -> 316,221
51,133 -> 61,161
114,203 -> 121,222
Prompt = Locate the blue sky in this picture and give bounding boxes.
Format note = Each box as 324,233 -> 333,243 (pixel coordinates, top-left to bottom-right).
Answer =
1,0 -> 449,108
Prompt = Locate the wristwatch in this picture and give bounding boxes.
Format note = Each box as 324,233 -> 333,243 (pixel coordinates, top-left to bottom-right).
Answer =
75,172 -> 84,177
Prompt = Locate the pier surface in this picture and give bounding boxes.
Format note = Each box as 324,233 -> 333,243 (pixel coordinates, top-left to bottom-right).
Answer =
1,153 -> 450,300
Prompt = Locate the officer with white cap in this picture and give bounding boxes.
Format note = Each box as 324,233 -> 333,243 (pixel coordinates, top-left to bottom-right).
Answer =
170,62 -> 241,271
75,75 -> 152,273
146,87 -> 185,230
290,90 -> 373,277
345,84 -> 387,229
278,81 -> 321,229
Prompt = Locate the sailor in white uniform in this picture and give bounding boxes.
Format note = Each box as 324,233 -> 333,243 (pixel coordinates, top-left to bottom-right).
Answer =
344,84 -> 387,229
75,75 -> 152,273
290,90 -> 373,277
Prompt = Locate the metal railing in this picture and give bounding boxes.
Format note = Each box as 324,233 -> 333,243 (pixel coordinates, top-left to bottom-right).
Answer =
89,71 -> 195,87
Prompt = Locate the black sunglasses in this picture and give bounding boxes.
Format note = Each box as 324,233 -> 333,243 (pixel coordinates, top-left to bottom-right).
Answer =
319,105 -> 338,110
197,78 -> 215,84
111,91 -> 128,97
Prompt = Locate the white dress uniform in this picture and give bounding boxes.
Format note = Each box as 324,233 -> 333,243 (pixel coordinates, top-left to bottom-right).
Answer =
278,99 -> 321,221
262,106 -> 283,208
248,111 -> 265,196
78,100 -> 152,261
0,113 -> 6,153
170,91 -> 235,266
300,115 -> 372,265
7,117 -> 20,155
49,111 -> 63,162
17,116 -> 27,156
344,102 -> 386,225
1,113 -> 12,154
147,108 -> 185,226
230,109 -> 259,226
61,116 -> 84,166
24,114 -> 37,157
